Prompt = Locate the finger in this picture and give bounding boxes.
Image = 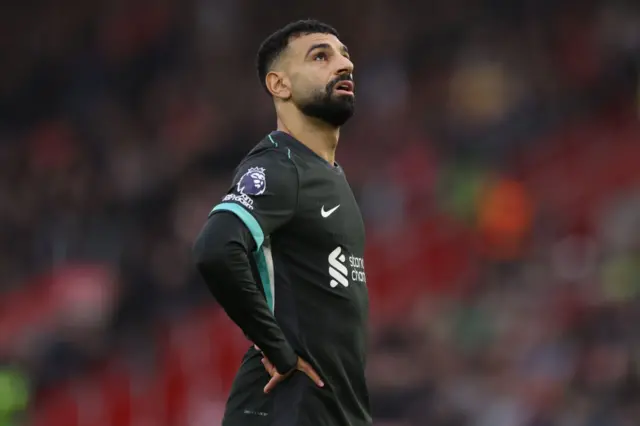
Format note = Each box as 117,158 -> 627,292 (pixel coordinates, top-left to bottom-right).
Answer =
264,374 -> 283,394
263,358 -> 275,373
254,344 -> 260,351
300,364 -> 324,387
261,358 -> 275,376
260,358 -> 270,374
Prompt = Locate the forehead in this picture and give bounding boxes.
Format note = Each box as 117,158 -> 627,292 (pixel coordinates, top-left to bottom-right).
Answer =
287,33 -> 345,56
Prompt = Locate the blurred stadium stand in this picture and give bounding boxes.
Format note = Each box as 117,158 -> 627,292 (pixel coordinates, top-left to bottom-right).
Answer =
1,0 -> 640,425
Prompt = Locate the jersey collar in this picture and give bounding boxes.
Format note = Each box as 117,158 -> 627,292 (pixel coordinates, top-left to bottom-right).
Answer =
269,131 -> 342,171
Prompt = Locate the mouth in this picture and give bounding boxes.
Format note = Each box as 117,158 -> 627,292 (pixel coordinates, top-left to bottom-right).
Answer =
334,80 -> 355,95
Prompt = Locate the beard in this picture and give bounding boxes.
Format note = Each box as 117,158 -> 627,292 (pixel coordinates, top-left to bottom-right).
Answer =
296,76 -> 355,127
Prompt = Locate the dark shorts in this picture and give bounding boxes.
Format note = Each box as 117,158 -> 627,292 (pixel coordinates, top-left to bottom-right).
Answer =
222,349 -> 307,426
221,349 -> 348,426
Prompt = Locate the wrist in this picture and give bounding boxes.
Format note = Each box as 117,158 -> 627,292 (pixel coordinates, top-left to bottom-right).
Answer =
271,348 -> 297,374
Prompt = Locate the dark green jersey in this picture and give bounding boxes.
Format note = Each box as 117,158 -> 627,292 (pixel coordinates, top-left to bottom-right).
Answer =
211,131 -> 371,426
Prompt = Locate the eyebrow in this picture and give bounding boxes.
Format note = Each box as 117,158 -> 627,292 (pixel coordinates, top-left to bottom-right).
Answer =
305,43 -> 350,58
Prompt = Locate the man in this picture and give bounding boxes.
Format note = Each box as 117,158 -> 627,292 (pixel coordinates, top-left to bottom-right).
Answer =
193,20 -> 370,426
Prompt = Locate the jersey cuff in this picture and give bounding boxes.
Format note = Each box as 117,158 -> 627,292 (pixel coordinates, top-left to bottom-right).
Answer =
210,202 -> 265,250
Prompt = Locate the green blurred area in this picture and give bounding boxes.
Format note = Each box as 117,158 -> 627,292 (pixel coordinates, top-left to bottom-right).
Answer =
0,367 -> 29,426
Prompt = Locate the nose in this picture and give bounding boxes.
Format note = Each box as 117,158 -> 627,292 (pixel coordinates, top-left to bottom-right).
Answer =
336,56 -> 354,76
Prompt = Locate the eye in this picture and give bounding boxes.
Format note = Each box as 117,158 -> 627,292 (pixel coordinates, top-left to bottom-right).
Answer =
313,52 -> 328,61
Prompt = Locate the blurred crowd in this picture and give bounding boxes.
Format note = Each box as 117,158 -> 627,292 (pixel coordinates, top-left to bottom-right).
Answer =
1,0 -> 640,425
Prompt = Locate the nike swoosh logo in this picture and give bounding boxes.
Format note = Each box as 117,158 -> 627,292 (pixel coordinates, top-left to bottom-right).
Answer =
321,204 -> 340,218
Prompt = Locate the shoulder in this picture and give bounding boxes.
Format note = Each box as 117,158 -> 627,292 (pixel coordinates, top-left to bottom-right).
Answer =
232,140 -> 299,195
241,135 -> 298,166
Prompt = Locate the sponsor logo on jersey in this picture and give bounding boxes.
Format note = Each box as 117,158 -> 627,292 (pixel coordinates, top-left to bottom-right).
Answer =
328,246 -> 366,288
237,167 -> 266,196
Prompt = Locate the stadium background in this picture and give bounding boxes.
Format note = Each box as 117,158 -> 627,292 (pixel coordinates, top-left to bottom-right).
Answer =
1,0 -> 640,425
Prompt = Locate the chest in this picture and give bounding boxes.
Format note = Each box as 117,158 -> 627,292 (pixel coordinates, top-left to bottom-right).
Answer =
290,166 -> 365,254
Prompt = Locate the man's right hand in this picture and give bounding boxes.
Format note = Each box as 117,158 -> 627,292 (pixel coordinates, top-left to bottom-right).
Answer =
254,345 -> 324,394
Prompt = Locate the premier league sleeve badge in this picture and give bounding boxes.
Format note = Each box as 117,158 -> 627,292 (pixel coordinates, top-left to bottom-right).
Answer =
237,167 -> 267,196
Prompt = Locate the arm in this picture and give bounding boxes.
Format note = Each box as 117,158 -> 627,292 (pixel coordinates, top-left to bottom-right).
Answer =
193,150 -> 301,371
193,211 -> 297,374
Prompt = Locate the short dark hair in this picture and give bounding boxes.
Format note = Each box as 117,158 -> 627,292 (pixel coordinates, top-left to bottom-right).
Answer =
256,20 -> 339,95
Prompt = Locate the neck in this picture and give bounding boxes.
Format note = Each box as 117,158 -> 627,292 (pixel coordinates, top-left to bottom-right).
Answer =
276,113 -> 340,165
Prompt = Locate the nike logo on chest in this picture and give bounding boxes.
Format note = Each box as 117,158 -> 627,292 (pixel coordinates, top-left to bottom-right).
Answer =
321,204 -> 340,218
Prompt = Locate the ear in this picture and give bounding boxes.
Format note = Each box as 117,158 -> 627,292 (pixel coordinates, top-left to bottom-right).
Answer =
265,71 -> 292,100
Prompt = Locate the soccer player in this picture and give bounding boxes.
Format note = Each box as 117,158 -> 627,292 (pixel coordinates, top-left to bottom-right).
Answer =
193,20 -> 370,426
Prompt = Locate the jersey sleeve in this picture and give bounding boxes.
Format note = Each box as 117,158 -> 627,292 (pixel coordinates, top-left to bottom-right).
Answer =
209,151 -> 298,250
